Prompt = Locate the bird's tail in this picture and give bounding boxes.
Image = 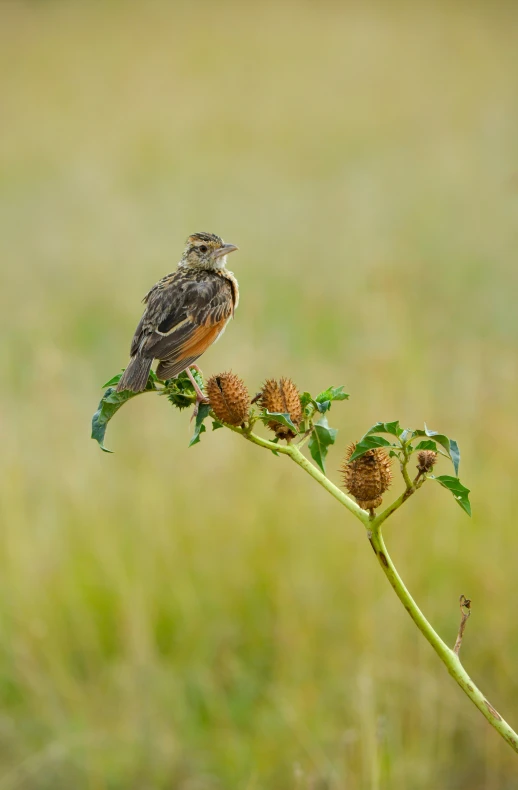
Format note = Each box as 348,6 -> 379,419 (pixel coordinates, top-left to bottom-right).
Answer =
116,356 -> 153,393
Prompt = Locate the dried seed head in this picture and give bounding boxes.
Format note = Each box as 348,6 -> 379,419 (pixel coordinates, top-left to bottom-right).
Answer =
417,450 -> 437,474
259,377 -> 302,440
206,372 -> 250,426
341,442 -> 393,511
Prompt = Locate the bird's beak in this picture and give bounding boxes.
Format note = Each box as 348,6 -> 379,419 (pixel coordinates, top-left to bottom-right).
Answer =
214,243 -> 238,259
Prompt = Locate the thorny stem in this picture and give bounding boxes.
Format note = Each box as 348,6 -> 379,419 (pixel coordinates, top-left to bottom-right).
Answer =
232,425 -> 518,755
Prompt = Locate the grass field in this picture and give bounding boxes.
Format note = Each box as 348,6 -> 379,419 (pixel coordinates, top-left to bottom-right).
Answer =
1,1 -> 518,787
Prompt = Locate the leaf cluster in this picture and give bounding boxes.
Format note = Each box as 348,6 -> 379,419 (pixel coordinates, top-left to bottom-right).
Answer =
349,421 -> 470,516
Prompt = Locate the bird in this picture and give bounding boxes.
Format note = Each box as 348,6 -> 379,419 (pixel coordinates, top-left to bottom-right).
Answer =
116,232 -> 239,409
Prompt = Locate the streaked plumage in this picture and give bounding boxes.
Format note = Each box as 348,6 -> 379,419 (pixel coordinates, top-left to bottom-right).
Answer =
116,233 -> 239,394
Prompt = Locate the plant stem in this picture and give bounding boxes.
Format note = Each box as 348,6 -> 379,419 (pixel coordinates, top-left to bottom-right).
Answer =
367,525 -> 518,753
287,445 -> 370,524
400,441 -> 414,491
232,426 -> 518,753
230,426 -> 369,523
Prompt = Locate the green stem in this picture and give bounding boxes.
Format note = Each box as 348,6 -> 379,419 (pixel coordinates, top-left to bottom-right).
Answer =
224,423 -> 292,455
234,427 -> 518,754
233,427 -> 369,523
287,445 -> 370,524
400,442 -> 414,491
374,490 -> 410,528
367,525 -> 518,753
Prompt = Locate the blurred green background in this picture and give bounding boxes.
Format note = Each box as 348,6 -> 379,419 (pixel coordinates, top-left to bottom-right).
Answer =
1,1 -> 518,787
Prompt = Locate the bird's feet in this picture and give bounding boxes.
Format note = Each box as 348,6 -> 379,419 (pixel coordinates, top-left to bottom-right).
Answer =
184,366 -> 209,419
191,394 -> 210,419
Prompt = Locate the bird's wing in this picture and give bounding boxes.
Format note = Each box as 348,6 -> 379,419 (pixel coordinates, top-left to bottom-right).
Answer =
132,273 -> 234,366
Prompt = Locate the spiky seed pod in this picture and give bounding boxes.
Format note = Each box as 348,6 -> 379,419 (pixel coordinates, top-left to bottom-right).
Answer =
206,372 -> 250,426
259,377 -> 302,439
417,450 -> 437,474
341,442 -> 393,511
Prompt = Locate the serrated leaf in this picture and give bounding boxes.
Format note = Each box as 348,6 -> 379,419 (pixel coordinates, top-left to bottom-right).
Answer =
316,400 -> 331,413
315,385 -> 349,407
259,410 -> 299,433
92,375 -> 157,452
433,475 -> 471,517
91,389 -> 137,452
165,368 -> 204,410
300,392 -> 314,409
414,425 -> 460,474
308,417 -> 337,473
189,403 -> 211,447
415,439 -> 438,452
102,372 -> 123,388
348,435 -> 394,461
212,420 -> 224,430
102,369 -> 158,389
365,421 -> 402,438
415,426 -> 450,454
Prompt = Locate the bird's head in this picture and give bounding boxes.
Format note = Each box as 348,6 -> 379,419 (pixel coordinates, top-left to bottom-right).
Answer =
180,232 -> 238,270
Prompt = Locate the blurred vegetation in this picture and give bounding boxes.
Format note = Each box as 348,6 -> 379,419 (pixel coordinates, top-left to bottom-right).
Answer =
1,1 -> 518,787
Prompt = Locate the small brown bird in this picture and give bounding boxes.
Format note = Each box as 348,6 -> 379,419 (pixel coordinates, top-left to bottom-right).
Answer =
116,232 -> 239,407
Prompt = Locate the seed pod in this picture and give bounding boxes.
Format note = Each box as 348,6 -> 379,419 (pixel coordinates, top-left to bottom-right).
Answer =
417,449 -> 437,474
206,372 -> 250,426
259,377 -> 302,439
341,442 -> 392,511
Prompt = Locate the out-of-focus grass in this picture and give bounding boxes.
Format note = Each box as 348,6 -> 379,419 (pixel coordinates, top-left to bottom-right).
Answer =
1,1 -> 518,787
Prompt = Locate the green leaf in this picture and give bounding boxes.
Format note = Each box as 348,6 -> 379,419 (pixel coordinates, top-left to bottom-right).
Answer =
314,385 -> 349,412
308,417 -> 338,473
102,372 -> 123,388
414,425 -> 460,475
415,439 -> 438,452
433,475 -> 471,517
165,368 -> 204,410
348,435 -> 394,461
449,439 -> 461,477
270,437 -> 280,456
92,374 -> 157,452
300,392 -> 314,410
212,420 -> 224,430
189,403 -> 211,447
316,400 -> 331,413
91,389 -> 137,452
102,369 -> 158,389
365,421 -> 403,438
258,410 -> 299,434
300,391 -> 319,422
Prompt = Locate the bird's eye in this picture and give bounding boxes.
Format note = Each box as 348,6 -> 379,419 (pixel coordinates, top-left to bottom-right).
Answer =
199,245 -> 208,253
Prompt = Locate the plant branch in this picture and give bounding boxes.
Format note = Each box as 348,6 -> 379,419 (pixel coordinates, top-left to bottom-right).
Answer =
230,423 -> 369,524
223,417 -> 518,753
400,440 -> 414,491
287,445 -> 370,524
367,526 -> 518,753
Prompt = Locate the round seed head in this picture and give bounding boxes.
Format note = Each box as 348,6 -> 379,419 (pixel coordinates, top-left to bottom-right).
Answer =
206,372 -> 250,426
341,442 -> 393,511
417,449 -> 438,474
259,377 -> 302,440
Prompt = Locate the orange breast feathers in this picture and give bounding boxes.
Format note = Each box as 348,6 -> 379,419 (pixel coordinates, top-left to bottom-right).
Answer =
176,316 -> 230,359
